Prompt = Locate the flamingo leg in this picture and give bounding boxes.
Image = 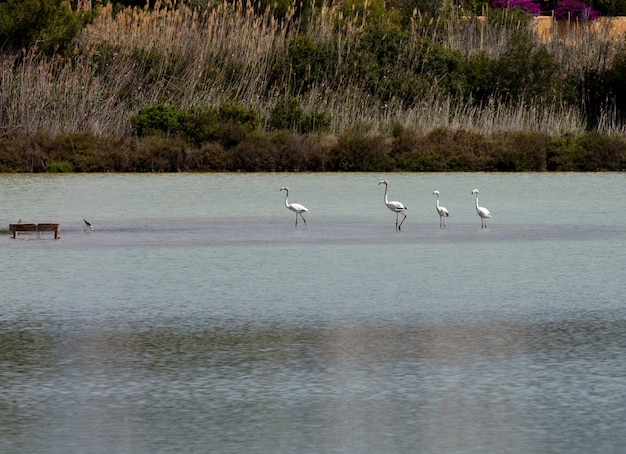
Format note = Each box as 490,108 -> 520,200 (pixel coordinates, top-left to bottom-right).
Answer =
299,213 -> 307,229
398,213 -> 406,230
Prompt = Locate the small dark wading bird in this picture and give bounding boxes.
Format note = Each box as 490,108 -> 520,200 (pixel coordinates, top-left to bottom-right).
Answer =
280,187 -> 309,229
433,190 -> 449,228
472,189 -> 491,228
82,218 -> 95,232
378,180 -> 407,231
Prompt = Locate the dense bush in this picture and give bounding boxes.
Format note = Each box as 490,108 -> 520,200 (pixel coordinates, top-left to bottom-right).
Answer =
580,50 -> 626,129
576,132 -> 626,170
351,22 -> 408,102
604,52 -> 626,123
393,128 -> 494,171
547,132 -> 626,170
491,132 -> 548,171
491,0 -> 601,17
218,103 -> 260,130
0,0 -> 81,55
546,135 -> 582,170
285,35 -> 328,94
491,0 -> 541,15
330,134 -> 394,171
177,107 -> 221,146
592,0 -> 626,16
553,0 -> 599,19
466,31 -> 563,107
131,104 -> 182,138
131,103 -> 260,146
269,98 -> 331,133
0,128 -> 624,172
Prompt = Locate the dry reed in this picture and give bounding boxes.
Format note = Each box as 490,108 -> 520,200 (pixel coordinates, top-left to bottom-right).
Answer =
1,0 -> 624,141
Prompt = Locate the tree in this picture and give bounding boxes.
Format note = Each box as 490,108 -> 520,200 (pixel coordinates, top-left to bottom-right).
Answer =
0,0 -> 80,55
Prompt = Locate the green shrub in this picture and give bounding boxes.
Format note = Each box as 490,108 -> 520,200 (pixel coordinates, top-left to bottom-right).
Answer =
546,133 -> 626,171
229,137 -> 273,172
131,104 -> 182,138
547,135 -> 585,171
0,139 -> 27,172
253,0 -> 294,19
132,103 -> 258,146
388,0 -> 441,23
491,132 -> 548,171
265,131 -> 314,172
178,107 -> 220,146
269,98 -> 331,133
190,143 -> 231,171
353,22 -> 409,102
214,122 -> 249,149
584,51 -> 626,130
331,133 -> 393,171
593,0 -> 626,15
0,0 -> 81,55
128,136 -> 187,172
466,52 -> 498,106
415,39 -> 467,100
467,31 -> 563,108
393,128 -> 493,172
337,0 -> 401,27
395,128 -> 452,172
218,103 -> 259,131
576,131 -> 626,171
287,35 -> 328,93
47,161 -> 75,173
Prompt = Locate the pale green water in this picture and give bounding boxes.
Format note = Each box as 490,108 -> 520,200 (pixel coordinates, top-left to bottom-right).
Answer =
1,173 -> 625,453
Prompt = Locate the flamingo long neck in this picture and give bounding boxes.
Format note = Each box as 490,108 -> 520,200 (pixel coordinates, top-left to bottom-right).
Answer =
284,190 -> 290,207
383,185 -> 389,204
475,193 -> 480,210
436,196 -> 441,210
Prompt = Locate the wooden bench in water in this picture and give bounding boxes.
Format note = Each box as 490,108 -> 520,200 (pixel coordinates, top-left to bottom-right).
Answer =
9,223 -> 60,239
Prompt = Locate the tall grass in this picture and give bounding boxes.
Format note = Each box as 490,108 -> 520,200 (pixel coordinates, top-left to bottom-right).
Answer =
0,0 -> 624,141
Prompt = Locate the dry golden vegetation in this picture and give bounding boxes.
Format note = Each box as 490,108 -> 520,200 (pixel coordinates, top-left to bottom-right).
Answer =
1,0 -> 625,171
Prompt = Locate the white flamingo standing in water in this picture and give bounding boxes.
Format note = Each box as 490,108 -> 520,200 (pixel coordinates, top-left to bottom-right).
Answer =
280,187 -> 309,229
472,189 -> 491,228
378,180 -> 407,231
432,190 -> 449,228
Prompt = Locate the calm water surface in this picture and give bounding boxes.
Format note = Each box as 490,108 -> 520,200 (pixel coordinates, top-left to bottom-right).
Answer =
1,173 -> 625,453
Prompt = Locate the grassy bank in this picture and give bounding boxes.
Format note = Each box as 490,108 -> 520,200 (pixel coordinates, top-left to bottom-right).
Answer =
1,1 -> 625,171
1,128 -> 624,172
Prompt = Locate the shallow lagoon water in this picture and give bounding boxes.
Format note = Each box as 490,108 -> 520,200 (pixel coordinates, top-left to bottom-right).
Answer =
1,173 -> 625,453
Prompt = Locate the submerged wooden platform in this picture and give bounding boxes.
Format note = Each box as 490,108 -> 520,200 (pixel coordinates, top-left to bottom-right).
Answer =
9,223 -> 60,239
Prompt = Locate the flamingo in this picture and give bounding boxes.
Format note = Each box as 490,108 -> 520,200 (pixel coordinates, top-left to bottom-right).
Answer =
82,218 -> 95,232
433,190 -> 449,228
472,189 -> 491,228
378,180 -> 407,231
280,187 -> 309,229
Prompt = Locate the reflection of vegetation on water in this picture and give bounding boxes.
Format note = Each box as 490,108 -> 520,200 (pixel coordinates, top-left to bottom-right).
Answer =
0,327 -> 60,371
4,318 -> 621,375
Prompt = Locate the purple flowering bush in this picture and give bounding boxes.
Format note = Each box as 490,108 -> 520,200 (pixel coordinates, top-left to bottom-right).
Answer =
553,0 -> 599,20
491,0 -> 541,15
